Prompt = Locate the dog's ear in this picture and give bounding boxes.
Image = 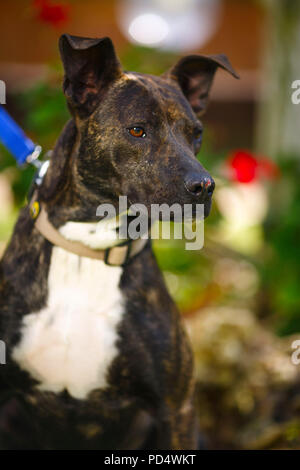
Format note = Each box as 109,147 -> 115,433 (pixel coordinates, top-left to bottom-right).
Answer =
165,54 -> 239,117
59,34 -> 123,118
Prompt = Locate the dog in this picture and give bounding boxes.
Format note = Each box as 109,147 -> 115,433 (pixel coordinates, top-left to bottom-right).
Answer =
0,34 -> 238,450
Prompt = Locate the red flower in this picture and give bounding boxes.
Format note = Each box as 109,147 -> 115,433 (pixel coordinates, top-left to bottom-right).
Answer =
227,150 -> 280,183
33,0 -> 69,28
228,150 -> 258,183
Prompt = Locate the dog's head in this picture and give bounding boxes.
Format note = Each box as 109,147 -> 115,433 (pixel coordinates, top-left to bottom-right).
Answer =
43,34 -> 239,220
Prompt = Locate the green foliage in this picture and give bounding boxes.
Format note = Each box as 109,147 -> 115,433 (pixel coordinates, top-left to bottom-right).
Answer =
121,44 -> 178,75
0,143 -> 35,207
262,155 -> 300,335
18,81 -> 69,149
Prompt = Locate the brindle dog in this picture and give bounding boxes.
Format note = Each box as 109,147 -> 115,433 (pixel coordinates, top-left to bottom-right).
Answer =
0,35 -> 238,450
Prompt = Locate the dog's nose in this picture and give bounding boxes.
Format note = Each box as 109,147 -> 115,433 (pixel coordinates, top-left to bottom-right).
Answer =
184,175 -> 215,197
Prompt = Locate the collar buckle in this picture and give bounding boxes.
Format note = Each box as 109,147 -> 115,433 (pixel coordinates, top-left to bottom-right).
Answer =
104,242 -> 132,267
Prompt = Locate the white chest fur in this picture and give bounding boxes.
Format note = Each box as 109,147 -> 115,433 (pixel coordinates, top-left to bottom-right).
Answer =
12,244 -> 124,400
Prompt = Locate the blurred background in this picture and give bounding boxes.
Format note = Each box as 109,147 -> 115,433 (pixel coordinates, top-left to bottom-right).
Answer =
1,0 -> 300,449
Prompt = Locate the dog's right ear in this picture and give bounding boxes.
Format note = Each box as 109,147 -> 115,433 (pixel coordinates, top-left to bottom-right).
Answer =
59,34 -> 123,118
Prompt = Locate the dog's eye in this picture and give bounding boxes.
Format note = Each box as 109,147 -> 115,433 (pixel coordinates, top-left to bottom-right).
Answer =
128,127 -> 146,138
194,129 -> 203,142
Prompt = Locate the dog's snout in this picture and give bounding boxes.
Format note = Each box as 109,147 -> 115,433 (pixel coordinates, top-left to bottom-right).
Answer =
184,174 -> 215,197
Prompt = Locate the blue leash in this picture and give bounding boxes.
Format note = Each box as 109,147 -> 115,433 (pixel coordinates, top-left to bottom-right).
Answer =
0,105 -> 42,168
0,106 -> 50,199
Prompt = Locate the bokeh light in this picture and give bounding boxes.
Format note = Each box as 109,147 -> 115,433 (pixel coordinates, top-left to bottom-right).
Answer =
117,0 -> 221,51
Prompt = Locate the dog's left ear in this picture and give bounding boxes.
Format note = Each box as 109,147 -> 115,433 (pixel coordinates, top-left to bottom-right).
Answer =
59,34 -> 123,118
165,54 -> 239,117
